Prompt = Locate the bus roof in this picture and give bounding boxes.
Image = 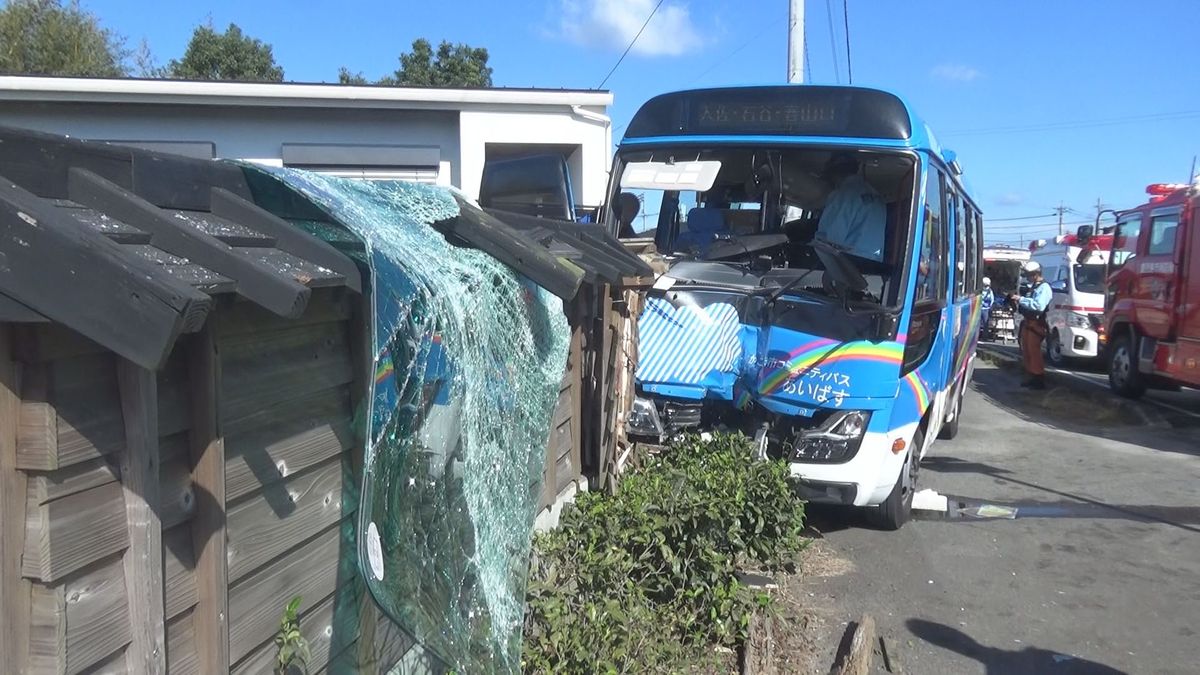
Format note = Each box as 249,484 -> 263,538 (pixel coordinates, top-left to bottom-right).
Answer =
621,85 -> 943,154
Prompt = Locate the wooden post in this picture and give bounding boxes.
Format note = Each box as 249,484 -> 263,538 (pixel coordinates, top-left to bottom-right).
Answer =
0,326 -> 31,673
187,323 -> 230,673
118,358 -> 167,674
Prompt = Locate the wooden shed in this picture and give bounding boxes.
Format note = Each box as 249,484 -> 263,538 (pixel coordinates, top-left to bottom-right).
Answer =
0,126 -> 647,674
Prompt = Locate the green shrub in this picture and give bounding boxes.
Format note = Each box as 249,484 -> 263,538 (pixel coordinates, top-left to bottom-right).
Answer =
522,433 -> 806,674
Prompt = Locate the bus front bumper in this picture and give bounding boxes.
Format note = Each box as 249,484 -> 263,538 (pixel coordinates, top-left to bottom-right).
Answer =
788,428 -> 914,507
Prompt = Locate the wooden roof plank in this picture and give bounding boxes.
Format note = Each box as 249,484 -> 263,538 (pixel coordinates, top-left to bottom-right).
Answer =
210,188 -> 362,293
0,178 -> 209,371
67,168 -> 311,319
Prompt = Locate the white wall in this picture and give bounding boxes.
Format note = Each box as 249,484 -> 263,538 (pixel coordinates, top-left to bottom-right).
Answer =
459,106 -> 612,207
0,100 -> 461,185
0,100 -> 613,203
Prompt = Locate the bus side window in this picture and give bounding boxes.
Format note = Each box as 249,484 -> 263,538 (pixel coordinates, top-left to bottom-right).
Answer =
953,190 -> 967,299
974,212 -> 984,289
915,167 -> 947,304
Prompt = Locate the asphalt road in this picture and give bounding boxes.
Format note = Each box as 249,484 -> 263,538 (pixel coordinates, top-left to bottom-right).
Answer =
979,342 -> 1200,423
806,362 -> 1200,675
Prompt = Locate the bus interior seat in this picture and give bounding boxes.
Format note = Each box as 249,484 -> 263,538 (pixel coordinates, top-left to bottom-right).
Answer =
676,207 -> 728,253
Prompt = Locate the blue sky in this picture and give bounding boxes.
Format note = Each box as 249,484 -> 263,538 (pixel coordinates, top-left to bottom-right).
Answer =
86,0 -> 1200,245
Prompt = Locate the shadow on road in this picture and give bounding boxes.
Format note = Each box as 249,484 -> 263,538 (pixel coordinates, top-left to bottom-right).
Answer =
923,457 -> 1200,535
906,619 -> 1128,674
970,366 -> 1199,458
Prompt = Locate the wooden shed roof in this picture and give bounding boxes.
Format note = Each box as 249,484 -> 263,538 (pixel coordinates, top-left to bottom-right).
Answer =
0,125 -> 362,371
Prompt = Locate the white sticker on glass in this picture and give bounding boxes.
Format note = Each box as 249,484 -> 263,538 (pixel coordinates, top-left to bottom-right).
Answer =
367,521 -> 384,581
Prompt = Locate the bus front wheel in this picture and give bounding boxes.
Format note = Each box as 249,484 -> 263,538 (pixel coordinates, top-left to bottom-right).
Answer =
871,430 -> 921,530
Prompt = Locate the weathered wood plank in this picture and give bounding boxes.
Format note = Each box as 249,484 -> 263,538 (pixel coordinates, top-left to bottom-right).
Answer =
29,581 -> 66,673
166,609 -> 198,675
227,522 -> 341,664
185,323 -> 229,674
226,456 -> 347,583
216,288 -> 351,338
210,187 -> 363,293
16,361 -> 55,470
69,167 -> 311,319
25,351 -> 191,474
219,322 -> 354,420
224,385 -> 352,502
117,359 -> 167,674
77,647 -> 127,674
13,322 -> 107,363
159,433 -> 195,530
231,591 -> 337,675
163,524 -> 197,621
64,555 -> 132,675
23,480 -> 127,583
0,176 -> 205,372
1,326 -> 32,672
27,432 -> 191,527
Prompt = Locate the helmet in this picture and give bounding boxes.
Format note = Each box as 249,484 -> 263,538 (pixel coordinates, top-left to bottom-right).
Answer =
1021,261 -> 1042,276
982,276 -> 991,286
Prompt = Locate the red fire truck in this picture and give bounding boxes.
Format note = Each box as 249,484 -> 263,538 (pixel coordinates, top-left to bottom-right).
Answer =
1104,181 -> 1200,397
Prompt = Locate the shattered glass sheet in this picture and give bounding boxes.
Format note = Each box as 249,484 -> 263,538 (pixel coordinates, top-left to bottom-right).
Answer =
256,170 -> 570,673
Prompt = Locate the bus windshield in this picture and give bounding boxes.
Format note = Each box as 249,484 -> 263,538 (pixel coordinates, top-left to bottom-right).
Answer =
610,146 -> 918,308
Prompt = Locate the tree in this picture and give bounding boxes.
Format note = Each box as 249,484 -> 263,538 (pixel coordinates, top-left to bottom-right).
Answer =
339,38 -> 493,88
168,23 -> 283,82
396,39 -> 492,87
0,0 -> 127,77
337,66 -> 368,85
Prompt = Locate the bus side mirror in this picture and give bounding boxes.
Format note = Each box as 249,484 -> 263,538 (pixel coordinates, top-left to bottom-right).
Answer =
1076,224 -> 1093,243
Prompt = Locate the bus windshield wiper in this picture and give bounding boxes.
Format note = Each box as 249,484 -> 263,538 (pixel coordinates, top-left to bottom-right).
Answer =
764,268 -> 822,304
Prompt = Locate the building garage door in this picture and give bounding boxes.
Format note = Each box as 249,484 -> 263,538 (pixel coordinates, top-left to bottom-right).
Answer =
302,167 -> 439,183
282,143 -> 441,184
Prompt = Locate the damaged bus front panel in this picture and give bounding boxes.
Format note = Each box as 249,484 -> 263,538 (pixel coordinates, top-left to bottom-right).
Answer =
614,86 -> 984,528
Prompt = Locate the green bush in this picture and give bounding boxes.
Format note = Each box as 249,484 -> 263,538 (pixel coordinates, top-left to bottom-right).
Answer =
522,433 -> 807,674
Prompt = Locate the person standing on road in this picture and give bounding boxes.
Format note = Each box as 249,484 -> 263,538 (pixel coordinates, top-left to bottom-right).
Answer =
1010,262 -> 1052,389
980,276 -> 995,340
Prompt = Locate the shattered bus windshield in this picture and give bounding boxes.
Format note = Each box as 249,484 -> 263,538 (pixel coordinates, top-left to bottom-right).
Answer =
612,147 -> 918,309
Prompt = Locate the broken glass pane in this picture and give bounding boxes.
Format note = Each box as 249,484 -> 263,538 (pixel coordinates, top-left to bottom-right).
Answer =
252,169 -> 570,673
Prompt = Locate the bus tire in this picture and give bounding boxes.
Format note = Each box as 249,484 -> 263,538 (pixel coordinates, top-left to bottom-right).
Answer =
871,430 -> 921,531
1108,332 -> 1146,399
938,386 -> 963,441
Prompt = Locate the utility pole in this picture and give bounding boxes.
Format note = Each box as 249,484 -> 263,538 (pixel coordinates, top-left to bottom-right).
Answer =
788,0 -> 805,83
1054,201 -> 1067,236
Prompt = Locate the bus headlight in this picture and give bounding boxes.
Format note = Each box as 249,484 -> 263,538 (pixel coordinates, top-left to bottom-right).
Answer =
627,397 -> 665,438
1068,312 -> 1091,329
793,411 -> 871,462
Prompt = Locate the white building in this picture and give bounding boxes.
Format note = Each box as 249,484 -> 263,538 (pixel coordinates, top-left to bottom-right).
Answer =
0,76 -> 614,205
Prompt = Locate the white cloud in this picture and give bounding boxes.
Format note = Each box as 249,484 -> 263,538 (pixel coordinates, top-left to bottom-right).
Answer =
996,193 -> 1024,207
930,64 -> 982,83
556,0 -> 703,57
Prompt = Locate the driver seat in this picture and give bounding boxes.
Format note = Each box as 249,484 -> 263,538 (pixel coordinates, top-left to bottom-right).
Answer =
675,207 -> 728,254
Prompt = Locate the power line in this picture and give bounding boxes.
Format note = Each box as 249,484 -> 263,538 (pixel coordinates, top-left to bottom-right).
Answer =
943,109 -> 1200,137
688,24 -> 771,86
824,0 -> 841,84
842,0 -> 853,84
987,213 -> 1056,222
597,0 -> 666,89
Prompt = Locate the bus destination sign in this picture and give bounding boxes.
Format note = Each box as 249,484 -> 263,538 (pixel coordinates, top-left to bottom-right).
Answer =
691,99 -> 840,134
624,86 -> 913,141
